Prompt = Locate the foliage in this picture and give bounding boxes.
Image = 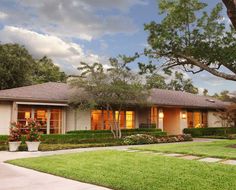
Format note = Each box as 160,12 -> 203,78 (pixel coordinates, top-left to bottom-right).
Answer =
0,44 -> 35,90
123,134 -> 157,145
183,126 -> 236,137
139,123 -> 157,128
213,90 -> 236,102
146,71 -> 198,94
123,134 -> 192,145
214,104 -> 236,129
33,56 -> 67,83
8,122 -> 22,142
140,0 -> 236,81
0,43 -> 67,90
69,57 -> 149,138
25,119 -> 42,142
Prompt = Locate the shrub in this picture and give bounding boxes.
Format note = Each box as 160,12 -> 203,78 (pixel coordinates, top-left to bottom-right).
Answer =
123,134 -> 157,145
228,134 -> 236,140
183,127 -> 236,137
139,123 -> 156,129
25,119 -> 42,142
8,122 -> 22,142
123,134 -> 192,145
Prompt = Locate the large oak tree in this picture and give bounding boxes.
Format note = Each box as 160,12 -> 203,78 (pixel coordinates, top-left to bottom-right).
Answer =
0,43 -> 67,90
142,0 -> 236,81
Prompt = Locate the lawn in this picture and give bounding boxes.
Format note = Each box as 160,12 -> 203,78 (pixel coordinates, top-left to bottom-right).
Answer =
7,150 -> 236,190
131,140 -> 236,159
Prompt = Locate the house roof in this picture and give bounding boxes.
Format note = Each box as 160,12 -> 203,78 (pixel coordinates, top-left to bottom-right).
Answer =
0,82 -> 228,109
149,89 -> 228,109
0,82 -> 69,103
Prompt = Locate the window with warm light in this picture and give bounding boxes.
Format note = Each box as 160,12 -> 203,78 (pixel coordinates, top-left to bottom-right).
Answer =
150,107 -> 158,126
91,110 -> 135,130
17,105 -> 63,134
187,111 -> 207,128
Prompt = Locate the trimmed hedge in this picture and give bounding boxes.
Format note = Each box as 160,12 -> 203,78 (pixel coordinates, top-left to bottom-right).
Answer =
67,128 -> 162,134
139,123 -> 156,129
183,127 -> 236,137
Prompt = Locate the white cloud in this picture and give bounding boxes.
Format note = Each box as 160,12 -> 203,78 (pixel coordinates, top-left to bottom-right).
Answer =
1,0 -> 147,41
0,11 -> 7,19
0,26 -> 106,73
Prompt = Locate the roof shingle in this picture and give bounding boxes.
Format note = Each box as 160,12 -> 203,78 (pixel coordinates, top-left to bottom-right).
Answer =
0,82 -> 228,109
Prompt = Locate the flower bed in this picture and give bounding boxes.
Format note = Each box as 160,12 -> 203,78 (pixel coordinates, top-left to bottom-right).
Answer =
123,134 -> 192,145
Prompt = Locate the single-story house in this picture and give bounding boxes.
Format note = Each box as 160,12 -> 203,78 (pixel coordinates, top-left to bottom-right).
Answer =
0,82 -> 227,135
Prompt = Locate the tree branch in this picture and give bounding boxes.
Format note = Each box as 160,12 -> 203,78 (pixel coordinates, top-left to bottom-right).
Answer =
175,53 -> 236,81
222,0 -> 236,29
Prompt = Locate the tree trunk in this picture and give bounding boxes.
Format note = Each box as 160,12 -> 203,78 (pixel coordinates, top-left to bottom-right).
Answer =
222,0 -> 236,30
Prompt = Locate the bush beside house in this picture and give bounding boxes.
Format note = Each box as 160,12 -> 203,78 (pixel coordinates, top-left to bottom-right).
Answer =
0,128 -> 192,151
183,127 -> 236,138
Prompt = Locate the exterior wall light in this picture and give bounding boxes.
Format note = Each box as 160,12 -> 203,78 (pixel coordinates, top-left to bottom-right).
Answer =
182,111 -> 187,119
159,109 -> 164,119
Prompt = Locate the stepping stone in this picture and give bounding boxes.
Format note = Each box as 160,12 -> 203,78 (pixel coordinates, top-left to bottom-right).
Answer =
139,151 -> 153,154
181,155 -> 200,160
152,152 -> 163,155
198,157 -> 222,163
126,150 -> 140,152
162,153 -> 183,157
221,160 -> 236,165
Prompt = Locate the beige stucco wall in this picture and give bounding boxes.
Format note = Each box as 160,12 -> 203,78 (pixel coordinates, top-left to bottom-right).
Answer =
0,102 -> 12,135
76,110 -> 91,130
66,108 -> 91,131
66,108 -> 76,132
208,111 -> 223,127
163,108 -> 181,135
179,110 -> 188,133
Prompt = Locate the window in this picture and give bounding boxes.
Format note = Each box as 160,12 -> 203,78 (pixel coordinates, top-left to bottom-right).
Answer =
50,109 -> 62,134
91,110 -> 103,130
91,110 -> 135,130
34,109 -> 47,134
187,111 -> 208,128
126,111 -> 135,129
150,107 -> 158,126
17,105 -> 63,134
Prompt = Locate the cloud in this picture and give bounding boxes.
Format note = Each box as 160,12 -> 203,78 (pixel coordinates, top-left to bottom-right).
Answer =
0,26 -> 106,73
1,0 -> 147,41
0,11 -> 7,19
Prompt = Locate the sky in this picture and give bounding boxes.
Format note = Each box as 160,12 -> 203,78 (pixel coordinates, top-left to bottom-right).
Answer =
0,0 -> 235,95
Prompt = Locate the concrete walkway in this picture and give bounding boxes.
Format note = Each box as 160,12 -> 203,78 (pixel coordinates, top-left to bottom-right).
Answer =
0,138 -> 221,190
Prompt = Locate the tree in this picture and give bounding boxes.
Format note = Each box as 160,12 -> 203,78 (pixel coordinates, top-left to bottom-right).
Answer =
222,0 -> 236,30
33,56 -> 67,84
213,90 -> 236,102
146,71 -> 198,94
0,44 -> 35,90
69,57 -> 148,139
203,89 -> 209,96
0,43 -> 67,90
141,0 -> 236,81
214,104 -> 236,132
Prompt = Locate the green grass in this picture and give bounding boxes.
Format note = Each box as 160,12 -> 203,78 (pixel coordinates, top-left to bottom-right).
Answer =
7,150 -> 236,190
131,140 -> 236,159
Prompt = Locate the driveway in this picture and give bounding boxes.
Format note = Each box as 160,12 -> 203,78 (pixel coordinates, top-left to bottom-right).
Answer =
0,138 -> 216,190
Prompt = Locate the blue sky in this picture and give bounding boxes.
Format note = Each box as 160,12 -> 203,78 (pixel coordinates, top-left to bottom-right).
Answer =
0,0 -> 235,95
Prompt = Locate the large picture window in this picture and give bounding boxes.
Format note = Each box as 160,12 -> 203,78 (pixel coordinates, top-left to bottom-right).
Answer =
187,111 -> 208,128
17,105 -> 63,134
91,110 -> 135,130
